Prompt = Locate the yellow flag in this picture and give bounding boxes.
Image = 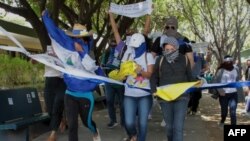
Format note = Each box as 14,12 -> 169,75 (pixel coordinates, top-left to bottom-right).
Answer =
156,81 -> 201,101
108,61 -> 137,81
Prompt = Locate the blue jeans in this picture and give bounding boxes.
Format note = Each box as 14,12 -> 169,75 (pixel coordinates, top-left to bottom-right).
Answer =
124,95 -> 152,141
105,84 -> 125,126
219,92 -> 238,125
160,96 -> 189,141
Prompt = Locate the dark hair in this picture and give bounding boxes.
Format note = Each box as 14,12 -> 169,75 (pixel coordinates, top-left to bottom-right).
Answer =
224,55 -> 232,59
142,34 -> 152,52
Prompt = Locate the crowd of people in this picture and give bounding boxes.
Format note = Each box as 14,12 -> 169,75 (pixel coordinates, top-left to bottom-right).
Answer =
40,6 -> 250,141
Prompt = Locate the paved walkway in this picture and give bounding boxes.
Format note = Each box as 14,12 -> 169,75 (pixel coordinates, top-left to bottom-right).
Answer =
34,100 -> 211,141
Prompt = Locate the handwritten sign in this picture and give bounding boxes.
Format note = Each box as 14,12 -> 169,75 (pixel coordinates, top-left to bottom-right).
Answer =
110,0 -> 152,18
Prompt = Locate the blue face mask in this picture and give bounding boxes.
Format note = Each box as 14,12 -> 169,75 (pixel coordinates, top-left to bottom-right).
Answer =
134,43 -> 147,59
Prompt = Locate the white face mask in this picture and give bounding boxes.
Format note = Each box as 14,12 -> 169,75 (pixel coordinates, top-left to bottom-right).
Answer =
126,36 -> 131,46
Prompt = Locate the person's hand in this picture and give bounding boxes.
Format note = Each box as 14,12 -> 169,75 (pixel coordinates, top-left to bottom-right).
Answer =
135,64 -> 142,74
74,42 -> 83,52
219,92 -> 226,96
42,10 -> 47,16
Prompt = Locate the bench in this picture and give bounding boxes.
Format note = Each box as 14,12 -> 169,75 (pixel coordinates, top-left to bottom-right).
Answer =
0,87 -> 50,141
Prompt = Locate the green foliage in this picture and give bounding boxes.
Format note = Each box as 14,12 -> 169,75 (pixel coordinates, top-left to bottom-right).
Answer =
0,54 -> 44,88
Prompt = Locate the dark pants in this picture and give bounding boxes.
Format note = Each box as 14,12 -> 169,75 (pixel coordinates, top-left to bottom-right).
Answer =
188,89 -> 202,112
44,77 -> 66,130
219,92 -> 238,125
65,93 -> 97,141
105,84 -> 125,126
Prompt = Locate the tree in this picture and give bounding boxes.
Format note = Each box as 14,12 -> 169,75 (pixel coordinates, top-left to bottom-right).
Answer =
0,0 -> 141,61
172,0 -> 250,72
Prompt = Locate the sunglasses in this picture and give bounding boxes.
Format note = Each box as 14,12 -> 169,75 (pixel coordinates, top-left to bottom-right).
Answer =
165,25 -> 176,30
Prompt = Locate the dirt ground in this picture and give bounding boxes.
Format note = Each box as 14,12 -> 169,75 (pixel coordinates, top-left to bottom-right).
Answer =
199,92 -> 250,141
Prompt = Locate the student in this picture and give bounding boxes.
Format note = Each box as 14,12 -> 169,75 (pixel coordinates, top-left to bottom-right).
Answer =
44,45 -> 67,141
150,37 -> 193,141
122,33 -> 155,141
42,10 -> 101,141
214,55 -> 241,126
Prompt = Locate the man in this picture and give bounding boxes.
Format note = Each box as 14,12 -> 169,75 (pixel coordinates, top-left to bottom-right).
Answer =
103,39 -> 125,128
151,16 -> 194,68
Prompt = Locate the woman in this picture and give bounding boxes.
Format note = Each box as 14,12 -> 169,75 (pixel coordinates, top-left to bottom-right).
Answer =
214,55 -> 241,125
42,10 -> 101,141
150,36 -> 193,141
121,33 -> 154,141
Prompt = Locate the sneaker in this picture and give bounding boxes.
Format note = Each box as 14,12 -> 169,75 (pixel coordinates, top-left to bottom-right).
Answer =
148,114 -> 152,120
93,129 -> 101,141
218,122 -> 224,128
123,137 -> 130,141
191,111 -> 197,115
245,112 -> 250,117
107,122 -> 118,128
160,119 -> 166,127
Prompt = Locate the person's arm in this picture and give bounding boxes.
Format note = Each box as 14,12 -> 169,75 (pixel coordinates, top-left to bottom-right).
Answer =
185,57 -> 195,82
136,64 -> 154,79
214,69 -> 225,96
150,57 -> 160,94
143,15 -> 151,35
151,37 -> 161,58
109,12 -> 122,44
186,52 -> 195,69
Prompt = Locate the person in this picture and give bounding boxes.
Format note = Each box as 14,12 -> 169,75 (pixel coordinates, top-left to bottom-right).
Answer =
213,55 -> 241,126
151,16 -> 194,68
150,36 -> 194,141
188,51 -> 208,115
42,10 -> 102,141
122,33 -> 155,141
108,11 -> 152,141
102,39 -> 125,128
243,59 -> 250,116
44,45 -> 67,141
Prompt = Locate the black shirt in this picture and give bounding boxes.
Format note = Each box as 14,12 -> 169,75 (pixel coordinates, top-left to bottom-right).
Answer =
151,36 -> 193,55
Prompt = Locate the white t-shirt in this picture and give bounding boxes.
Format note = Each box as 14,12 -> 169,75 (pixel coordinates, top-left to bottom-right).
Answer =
44,66 -> 62,77
221,69 -> 237,93
122,52 -> 155,97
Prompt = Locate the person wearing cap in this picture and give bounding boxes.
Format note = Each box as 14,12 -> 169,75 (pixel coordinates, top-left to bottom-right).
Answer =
121,33 -> 154,141
42,10 -> 101,141
213,55 -> 241,126
108,10 -> 152,140
150,36 -> 193,141
151,16 -> 194,68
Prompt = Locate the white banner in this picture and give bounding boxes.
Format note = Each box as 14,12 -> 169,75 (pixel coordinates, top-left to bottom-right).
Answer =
190,42 -> 209,54
110,0 -> 152,18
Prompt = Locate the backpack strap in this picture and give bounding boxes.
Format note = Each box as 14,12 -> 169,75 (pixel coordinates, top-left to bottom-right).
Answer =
159,56 -> 164,77
185,55 -> 188,66
126,53 -> 131,61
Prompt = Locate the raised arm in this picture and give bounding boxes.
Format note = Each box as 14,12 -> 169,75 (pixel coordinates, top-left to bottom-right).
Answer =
109,12 -> 122,44
143,15 -> 151,35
